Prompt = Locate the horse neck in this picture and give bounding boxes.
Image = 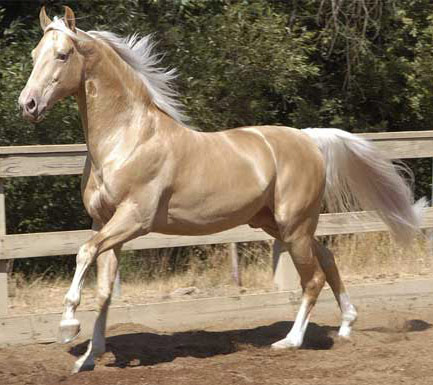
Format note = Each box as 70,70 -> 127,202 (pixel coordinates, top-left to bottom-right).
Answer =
75,40 -> 175,166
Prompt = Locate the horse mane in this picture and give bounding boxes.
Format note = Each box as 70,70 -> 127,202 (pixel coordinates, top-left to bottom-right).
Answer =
46,17 -> 189,124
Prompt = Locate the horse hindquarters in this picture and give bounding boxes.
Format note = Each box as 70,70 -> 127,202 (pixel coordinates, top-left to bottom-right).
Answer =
276,126 -> 426,348
269,131 -> 329,348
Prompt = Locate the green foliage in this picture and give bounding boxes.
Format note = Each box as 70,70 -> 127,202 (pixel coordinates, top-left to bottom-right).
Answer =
1,0 -> 432,277
168,1 -> 319,129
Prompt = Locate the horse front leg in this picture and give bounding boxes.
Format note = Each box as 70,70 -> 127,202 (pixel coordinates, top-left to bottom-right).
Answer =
72,247 -> 120,373
59,205 -> 144,344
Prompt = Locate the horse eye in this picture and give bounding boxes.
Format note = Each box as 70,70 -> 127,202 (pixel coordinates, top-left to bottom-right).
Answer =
57,52 -> 68,61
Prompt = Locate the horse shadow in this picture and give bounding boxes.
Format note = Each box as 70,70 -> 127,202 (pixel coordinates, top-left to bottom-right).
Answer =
69,321 -> 336,368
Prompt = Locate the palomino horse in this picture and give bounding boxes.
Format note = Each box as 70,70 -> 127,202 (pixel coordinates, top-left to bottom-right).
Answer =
19,7 -> 424,373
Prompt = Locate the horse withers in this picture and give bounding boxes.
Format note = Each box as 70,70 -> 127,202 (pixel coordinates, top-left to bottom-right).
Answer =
19,6 -> 424,373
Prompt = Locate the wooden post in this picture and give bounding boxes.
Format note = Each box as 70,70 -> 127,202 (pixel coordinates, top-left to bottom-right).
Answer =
429,158 -> 433,256
272,240 -> 299,291
112,269 -> 122,298
229,243 -> 242,286
0,180 -> 8,316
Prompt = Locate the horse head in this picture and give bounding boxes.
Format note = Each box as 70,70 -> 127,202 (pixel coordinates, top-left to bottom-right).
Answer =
19,6 -> 85,123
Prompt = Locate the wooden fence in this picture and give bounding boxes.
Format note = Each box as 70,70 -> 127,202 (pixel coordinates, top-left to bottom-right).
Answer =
1,130 -> 433,316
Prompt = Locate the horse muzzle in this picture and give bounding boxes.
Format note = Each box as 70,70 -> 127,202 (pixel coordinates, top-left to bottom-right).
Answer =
18,89 -> 47,123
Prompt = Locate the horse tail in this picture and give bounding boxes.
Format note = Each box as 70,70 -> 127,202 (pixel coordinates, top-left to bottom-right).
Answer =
303,128 -> 426,244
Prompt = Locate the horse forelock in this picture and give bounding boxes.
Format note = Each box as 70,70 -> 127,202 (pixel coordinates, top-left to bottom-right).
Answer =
44,18 -> 188,125
44,17 -> 83,40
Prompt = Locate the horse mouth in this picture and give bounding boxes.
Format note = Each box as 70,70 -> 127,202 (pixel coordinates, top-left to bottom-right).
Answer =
35,113 -> 47,123
22,107 -> 47,123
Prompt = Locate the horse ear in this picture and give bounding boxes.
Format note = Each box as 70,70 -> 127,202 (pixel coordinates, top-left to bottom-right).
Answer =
39,6 -> 52,31
63,6 -> 76,33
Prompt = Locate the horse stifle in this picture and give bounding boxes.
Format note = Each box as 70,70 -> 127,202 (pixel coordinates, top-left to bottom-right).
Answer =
19,7 -> 425,373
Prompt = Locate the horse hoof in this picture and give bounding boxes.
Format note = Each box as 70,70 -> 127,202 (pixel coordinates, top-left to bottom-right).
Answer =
59,319 -> 81,344
72,360 -> 95,374
338,326 -> 352,339
271,338 -> 301,350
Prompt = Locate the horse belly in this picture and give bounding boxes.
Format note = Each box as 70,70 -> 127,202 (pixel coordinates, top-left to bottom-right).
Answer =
157,175 -> 271,235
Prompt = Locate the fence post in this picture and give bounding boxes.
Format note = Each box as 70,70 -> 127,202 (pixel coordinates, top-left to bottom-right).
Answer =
272,240 -> 299,291
424,158 -> 433,256
0,180 -> 8,316
112,269 -> 122,298
229,243 -> 242,286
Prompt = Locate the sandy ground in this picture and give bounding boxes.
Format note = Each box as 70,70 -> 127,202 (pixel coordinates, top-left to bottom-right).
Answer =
1,278 -> 433,385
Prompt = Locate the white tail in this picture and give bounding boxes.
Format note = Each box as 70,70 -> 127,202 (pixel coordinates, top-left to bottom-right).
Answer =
303,128 -> 426,244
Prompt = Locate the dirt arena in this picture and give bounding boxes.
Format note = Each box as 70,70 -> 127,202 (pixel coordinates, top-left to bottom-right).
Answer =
1,279 -> 432,385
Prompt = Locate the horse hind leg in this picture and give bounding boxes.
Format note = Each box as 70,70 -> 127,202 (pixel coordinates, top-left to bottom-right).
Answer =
314,240 -> 357,338
272,233 -> 326,349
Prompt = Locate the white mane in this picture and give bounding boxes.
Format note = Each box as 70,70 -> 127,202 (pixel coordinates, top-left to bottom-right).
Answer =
46,18 -> 188,124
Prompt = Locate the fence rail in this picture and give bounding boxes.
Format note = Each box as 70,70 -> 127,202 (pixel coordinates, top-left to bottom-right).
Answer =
1,130 -> 433,315
2,130 -> 433,179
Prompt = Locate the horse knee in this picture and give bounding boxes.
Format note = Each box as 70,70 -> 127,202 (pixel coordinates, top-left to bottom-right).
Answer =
76,243 -> 97,266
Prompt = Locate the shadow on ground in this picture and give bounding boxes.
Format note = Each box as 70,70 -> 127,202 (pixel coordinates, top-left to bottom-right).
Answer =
69,321 -> 336,368
360,319 -> 432,334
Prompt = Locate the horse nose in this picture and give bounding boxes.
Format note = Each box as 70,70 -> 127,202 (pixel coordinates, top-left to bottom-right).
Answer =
18,87 -> 47,122
24,97 -> 38,116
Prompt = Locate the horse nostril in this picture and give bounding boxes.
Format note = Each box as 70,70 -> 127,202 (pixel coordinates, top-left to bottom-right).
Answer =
26,98 -> 37,113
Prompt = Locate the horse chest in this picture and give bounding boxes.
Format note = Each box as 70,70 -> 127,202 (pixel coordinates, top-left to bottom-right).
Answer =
83,173 -> 117,223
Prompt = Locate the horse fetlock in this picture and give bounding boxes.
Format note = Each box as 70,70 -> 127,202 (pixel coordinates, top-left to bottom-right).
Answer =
342,305 -> 358,323
63,291 -> 80,308
339,306 -> 358,338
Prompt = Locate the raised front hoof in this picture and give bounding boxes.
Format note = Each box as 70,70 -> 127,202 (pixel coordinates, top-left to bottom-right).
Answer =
271,338 -> 301,350
59,319 -> 81,344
